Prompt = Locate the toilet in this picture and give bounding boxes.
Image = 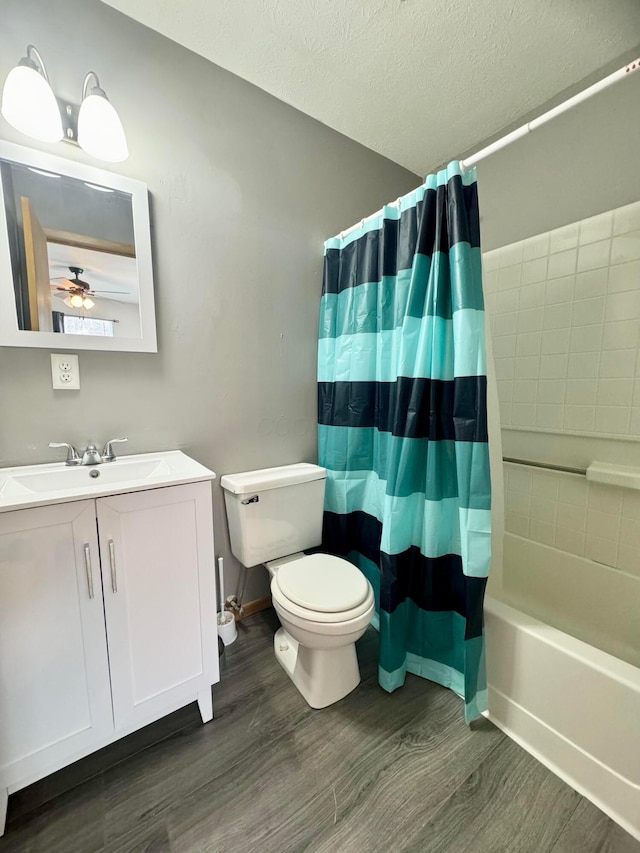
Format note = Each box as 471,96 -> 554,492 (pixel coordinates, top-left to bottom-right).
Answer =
220,463 -> 374,708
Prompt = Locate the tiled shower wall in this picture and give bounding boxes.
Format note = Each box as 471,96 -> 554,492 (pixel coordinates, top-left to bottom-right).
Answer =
504,462 -> 640,578
485,199 -> 640,581
483,201 -> 640,437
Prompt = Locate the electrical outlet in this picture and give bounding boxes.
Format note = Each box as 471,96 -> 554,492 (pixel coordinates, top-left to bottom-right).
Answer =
51,353 -> 80,390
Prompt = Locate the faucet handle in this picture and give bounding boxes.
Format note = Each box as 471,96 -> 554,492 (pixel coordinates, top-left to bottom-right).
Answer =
49,442 -> 81,466
102,438 -> 128,462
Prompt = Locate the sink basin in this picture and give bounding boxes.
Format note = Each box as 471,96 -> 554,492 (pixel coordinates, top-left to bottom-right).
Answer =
0,451 -> 215,512
3,458 -> 171,496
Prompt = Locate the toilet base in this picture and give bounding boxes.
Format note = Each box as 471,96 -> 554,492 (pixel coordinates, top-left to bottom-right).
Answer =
273,627 -> 361,709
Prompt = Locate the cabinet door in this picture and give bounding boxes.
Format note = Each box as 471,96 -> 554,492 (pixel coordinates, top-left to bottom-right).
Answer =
97,483 -> 218,731
0,501 -> 113,789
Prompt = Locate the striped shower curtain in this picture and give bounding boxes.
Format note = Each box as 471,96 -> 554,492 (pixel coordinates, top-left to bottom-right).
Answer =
318,162 -> 491,722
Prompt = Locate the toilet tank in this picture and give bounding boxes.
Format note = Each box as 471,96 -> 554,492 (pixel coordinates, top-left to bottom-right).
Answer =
220,463 -> 327,568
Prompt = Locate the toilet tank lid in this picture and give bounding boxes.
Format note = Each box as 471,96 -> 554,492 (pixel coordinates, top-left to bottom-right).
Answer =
220,463 -> 326,495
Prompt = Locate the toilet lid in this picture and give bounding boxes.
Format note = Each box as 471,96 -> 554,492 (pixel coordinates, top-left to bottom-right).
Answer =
276,554 -> 369,613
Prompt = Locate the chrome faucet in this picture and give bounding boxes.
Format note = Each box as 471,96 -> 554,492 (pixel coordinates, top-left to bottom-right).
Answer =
81,444 -> 103,466
102,438 -> 128,462
48,442 -> 81,466
49,437 -> 128,466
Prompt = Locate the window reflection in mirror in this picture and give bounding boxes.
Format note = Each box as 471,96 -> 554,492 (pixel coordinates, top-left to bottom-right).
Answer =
0,160 -> 141,339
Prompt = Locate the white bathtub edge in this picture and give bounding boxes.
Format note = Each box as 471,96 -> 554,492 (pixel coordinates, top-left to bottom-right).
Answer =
486,594 -> 640,688
484,596 -> 640,842
484,692 -> 640,842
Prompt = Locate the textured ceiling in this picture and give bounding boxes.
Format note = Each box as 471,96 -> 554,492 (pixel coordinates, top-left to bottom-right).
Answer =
102,0 -> 640,175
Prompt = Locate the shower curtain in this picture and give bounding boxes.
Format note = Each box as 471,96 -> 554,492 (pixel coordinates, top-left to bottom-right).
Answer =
318,162 -> 491,722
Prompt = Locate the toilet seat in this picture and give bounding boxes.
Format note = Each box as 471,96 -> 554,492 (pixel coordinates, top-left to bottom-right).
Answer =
277,553 -> 369,612
270,553 -> 374,624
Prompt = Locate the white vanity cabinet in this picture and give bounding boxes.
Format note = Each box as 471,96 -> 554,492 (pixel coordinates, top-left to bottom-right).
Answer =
96,483 -> 216,730
0,473 -> 218,835
0,501 -> 114,791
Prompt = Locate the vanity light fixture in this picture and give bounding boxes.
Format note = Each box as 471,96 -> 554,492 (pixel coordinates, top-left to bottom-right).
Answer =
77,72 -> 128,163
0,47 -> 128,162
1,46 -> 63,143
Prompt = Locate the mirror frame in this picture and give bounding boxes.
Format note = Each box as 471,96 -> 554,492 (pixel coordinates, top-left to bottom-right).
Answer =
0,140 -> 157,352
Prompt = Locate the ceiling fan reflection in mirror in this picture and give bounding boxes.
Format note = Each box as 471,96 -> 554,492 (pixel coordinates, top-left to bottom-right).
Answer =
51,265 -> 128,310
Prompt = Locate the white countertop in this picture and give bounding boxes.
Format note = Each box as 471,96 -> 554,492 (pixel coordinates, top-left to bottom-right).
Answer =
0,451 -> 216,513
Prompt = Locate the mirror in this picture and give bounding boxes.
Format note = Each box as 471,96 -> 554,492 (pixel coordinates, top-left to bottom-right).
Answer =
0,141 -> 156,352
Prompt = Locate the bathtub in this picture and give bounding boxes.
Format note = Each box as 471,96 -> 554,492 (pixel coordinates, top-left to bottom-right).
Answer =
485,569 -> 640,840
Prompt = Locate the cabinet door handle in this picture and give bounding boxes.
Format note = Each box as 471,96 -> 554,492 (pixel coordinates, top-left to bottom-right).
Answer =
84,544 -> 94,599
108,539 -> 118,593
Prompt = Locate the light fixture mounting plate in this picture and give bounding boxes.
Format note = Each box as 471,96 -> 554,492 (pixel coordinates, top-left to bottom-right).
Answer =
57,97 -> 79,146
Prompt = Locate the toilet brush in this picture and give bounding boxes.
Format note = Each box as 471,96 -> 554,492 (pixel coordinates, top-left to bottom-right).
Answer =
216,556 -> 237,645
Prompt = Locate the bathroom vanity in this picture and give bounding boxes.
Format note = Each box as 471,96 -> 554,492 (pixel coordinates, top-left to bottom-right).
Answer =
0,451 -> 219,835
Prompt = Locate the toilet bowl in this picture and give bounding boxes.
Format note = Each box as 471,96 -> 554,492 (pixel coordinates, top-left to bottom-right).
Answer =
267,552 -> 374,708
220,462 -> 374,709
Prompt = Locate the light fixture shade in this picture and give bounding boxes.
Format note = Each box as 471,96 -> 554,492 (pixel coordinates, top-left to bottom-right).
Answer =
82,296 -> 95,309
1,64 -> 63,142
69,293 -> 84,308
78,93 -> 128,162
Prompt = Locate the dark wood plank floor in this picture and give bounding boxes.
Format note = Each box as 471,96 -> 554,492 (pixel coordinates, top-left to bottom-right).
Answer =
2,609 -> 638,852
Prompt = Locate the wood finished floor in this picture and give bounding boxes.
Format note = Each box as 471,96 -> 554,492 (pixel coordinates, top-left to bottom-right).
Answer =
2,608 -> 638,853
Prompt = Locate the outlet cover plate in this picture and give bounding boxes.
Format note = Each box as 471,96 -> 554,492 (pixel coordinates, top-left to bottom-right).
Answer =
51,353 -> 80,390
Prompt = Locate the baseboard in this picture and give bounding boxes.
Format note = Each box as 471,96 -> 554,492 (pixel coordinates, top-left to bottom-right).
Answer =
241,595 -> 272,618
485,686 -> 640,842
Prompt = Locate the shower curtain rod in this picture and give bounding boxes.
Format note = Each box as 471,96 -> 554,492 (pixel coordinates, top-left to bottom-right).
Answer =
337,55 -> 640,241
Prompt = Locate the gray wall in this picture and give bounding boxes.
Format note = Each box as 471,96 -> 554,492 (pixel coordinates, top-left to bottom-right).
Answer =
476,66 -> 640,250
0,0 -> 418,603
